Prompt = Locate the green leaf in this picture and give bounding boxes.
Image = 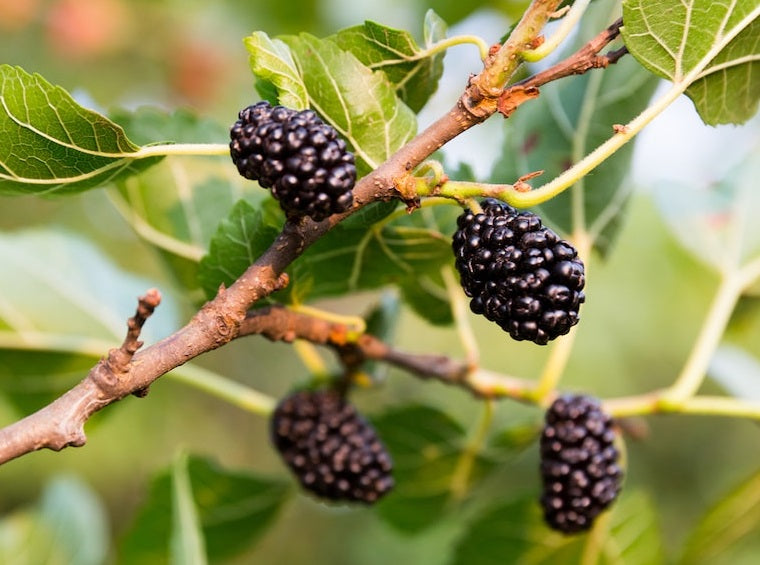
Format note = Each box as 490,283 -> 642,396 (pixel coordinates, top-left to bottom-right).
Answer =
198,199 -> 283,299
679,469 -> 760,564
653,147 -> 760,273
283,205 -> 454,322
451,498 -> 545,565
279,33 -> 417,175
622,0 -> 760,125
373,404 -> 491,533
119,455 -> 290,565
0,228 -> 180,415
0,65 -> 159,195
0,476 -> 109,565
110,107 -> 254,293
170,454 -> 207,565
491,3 -> 659,255
244,32 -> 309,110
38,476 -> 110,565
331,10 -> 448,112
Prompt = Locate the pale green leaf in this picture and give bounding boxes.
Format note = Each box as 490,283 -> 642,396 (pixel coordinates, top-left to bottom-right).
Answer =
679,469 -> 760,564
654,147 -> 760,274
622,0 -> 760,125
281,33 -> 417,175
244,32 -> 309,110
170,453 -> 207,565
709,345 -> 760,401
0,476 -> 109,565
331,10 -> 448,112
0,65 -> 159,195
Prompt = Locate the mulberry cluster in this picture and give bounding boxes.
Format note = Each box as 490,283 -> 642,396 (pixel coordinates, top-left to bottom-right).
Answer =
539,394 -> 623,533
270,389 -> 394,504
452,199 -> 585,345
230,101 -> 356,221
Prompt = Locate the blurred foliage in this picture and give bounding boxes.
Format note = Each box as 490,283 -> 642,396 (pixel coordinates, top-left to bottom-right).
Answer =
1,0 -> 760,564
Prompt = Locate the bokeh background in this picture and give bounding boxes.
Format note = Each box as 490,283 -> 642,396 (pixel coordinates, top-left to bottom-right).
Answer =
1,0 -> 760,563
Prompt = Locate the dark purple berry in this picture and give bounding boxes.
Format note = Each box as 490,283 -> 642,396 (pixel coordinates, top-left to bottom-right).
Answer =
539,394 -> 622,533
452,199 -> 585,344
270,389 -> 394,504
230,102 -> 356,221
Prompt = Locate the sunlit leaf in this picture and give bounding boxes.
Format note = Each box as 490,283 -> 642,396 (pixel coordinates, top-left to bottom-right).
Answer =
279,33 -> 417,175
0,65 -> 159,195
331,10 -> 448,112
622,0 -> 760,125
244,32 -> 309,110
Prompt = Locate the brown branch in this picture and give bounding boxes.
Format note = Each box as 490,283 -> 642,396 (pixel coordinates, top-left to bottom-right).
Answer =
0,3 -> 567,466
239,306 -> 534,401
498,18 -> 627,117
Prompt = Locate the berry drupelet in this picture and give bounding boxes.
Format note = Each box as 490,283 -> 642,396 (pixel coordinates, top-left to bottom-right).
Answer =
539,394 -> 623,534
230,101 -> 356,221
270,389 -> 394,504
452,198 -> 585,345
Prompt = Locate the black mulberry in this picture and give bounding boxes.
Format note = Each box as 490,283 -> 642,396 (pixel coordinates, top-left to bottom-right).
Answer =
270,389 -> 394,504
452,198 -> 585,344
539,394 -> 622,533
230,101 -> 356,221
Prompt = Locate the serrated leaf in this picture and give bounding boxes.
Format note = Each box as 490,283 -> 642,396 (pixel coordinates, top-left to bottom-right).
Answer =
198,199 -> 282,299
279,33 -> 417,175
679,468 -> 760,565
0,65 -> 159,195
119,455 -> 290,565
244,32 -> 309,110
622,0 -> 760,125
331,10 -> 448,112
373,404 -> 492,533
653,147 -> 760,274
492,3 -> 658,255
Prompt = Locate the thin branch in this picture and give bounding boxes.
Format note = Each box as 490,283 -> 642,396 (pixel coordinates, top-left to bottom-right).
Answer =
498,18 -> 626,118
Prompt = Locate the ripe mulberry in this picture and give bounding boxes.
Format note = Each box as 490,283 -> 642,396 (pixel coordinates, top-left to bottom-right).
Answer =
230,101 -> 356,221
452,199 -> 585,345
539,394 -> 622,533
270,389 -> 394,504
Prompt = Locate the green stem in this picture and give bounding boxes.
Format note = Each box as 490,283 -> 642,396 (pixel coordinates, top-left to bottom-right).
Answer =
442,266 -> 480,367
664,273 -> 744,403
605,393 -> 760,421
477,0 -> 563,93
133,143 -> 230,159
167,364 -> 276,416
521,0 -> 592,62
450,400 -> 493,500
